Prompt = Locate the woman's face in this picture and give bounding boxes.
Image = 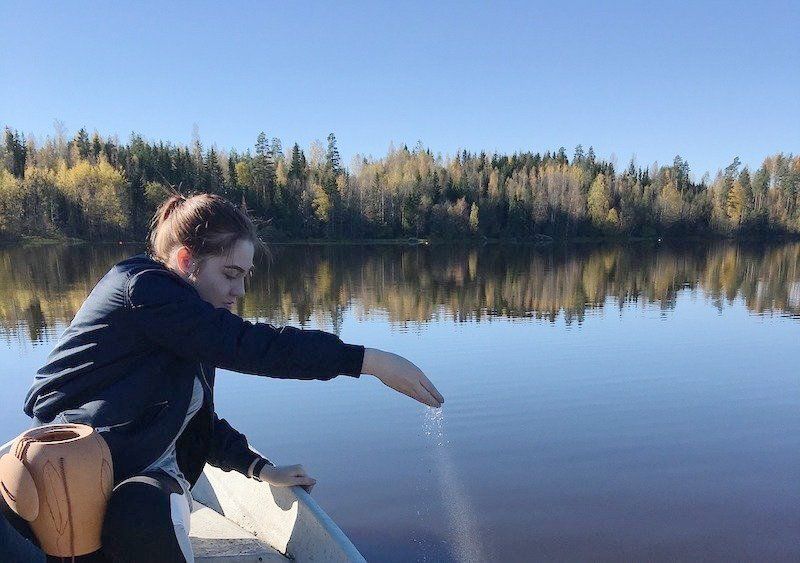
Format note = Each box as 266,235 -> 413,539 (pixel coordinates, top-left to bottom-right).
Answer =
181,239 -> 255,311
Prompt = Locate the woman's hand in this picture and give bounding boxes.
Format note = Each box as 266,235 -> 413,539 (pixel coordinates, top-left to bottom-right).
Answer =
259,464 -> 317,493
362,348 -> 444,408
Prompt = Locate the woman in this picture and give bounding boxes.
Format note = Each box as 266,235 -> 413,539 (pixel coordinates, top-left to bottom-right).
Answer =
4,193 -> 443,562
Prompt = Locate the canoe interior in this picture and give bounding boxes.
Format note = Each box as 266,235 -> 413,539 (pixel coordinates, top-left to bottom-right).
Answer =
1,436 -> 365,562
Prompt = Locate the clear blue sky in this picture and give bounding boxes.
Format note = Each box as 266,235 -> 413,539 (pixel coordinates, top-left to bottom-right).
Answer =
1,1 -> 797,179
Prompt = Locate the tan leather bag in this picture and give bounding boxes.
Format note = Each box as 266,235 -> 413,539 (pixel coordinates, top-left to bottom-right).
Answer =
0,424 -> 113,557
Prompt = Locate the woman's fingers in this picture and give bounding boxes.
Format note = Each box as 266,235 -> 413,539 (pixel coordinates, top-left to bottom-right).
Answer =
295,477 -> 316,493
262,465 -> 318,491
414,373 -> 442,407
396,376 -> 440,407
398,380 -> 430,406
414,382 -> 440,407
419,374 -> 444,404
406,359 -> 442,406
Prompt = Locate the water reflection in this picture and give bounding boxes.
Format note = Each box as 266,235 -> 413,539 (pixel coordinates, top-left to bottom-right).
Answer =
1,241 -> 798,343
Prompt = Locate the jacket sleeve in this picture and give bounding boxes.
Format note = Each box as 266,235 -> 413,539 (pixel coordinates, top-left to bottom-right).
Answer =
126,269 -> 364,380
207,413 -> 267,476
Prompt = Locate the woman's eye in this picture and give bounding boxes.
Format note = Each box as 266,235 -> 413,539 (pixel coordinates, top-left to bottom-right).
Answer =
225,274 -> 236,281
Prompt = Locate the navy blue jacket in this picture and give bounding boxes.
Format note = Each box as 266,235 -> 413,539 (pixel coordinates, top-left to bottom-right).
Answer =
23,254 -> 364,485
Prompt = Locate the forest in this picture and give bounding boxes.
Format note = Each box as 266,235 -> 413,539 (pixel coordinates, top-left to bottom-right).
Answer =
1,124 -> 798,242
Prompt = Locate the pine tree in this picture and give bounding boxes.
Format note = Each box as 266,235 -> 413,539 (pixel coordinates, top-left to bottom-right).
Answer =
271,137 -> 283,164
91,132 -> 103,163
3,128 -> 26,178
74,128 -> 91,160
227,155 -> 238,188
673,155 -> 690,192
253,132 -> 276,209
191,127 -> 205,190
326,133 -> 341,174
627,158 -> 637,178
289,143 -> 305,184
205,147 -> 225,194
724,157 -> 741,180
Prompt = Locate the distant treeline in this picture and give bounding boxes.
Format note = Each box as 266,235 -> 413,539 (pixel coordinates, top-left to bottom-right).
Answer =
1,124 -> 798,241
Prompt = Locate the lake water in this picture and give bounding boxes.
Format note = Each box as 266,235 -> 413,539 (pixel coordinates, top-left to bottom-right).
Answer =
1,242 -> 798,561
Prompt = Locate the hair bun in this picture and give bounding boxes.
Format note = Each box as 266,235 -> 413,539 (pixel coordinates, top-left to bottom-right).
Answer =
160,194 -> 186,221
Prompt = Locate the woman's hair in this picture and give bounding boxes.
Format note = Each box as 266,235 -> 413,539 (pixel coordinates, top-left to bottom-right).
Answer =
148,192 -> 266,265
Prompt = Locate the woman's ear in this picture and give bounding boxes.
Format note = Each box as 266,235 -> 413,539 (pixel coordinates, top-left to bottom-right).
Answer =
175,246 -> 194,276
0,454 -> 39,522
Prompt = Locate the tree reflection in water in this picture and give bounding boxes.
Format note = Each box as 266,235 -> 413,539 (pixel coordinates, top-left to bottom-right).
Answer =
1,241 -> 798,344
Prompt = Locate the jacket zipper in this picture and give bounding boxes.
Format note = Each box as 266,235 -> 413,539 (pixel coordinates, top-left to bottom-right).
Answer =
94,400 -> 169,433
199,364 -> 213,403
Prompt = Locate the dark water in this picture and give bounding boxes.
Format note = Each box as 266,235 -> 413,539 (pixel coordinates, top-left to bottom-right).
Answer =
1,242 -> 798,561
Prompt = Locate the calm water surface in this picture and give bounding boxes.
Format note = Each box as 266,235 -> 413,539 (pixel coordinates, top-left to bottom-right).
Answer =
1,242 -> 798,561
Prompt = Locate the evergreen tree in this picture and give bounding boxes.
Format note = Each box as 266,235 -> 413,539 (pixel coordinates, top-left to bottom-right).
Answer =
227,154 -> 238,188
326,133 -> 341,174
191,128 -> 205,190
627,158 -> 637,178
205,147 -> 225,194
271,137 -> 283,164
252,132 -> 276,209
587,146 -> 596,165
725,156 -> 741,180
673,155 -> 690,192
74,128 -> 91,160
91,132 -> 103,162
3,128 -> 26,178
289,143 -> 305,184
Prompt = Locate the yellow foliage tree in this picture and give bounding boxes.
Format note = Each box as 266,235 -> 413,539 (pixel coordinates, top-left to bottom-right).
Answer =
606,207 -> 620,229
275,160 -> 288,187
0,170 -> 24,235
235,161 -> 254,189
311,182 -> 331,223
726,179 -> 745,226
144,181 -> 170,208
658,176 -> 682,227
587,173 -> 610,227
469,202 -> 479,232
56,159 -> 128,237
488,169 -> 501,199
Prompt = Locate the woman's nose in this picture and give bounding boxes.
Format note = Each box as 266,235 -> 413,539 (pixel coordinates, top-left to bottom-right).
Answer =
232,279 -> 246,297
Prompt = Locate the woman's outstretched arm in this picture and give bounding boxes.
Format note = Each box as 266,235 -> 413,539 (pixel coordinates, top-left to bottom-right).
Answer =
127,269 -> 444,407
127,269 -> 363,380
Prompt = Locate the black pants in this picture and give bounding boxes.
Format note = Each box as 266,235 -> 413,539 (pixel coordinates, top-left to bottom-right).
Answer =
1,470 -> 192,562
0,509 -> 44,562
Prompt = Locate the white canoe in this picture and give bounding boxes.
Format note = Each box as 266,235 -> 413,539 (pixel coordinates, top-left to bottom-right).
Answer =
1,438 -> 366,562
